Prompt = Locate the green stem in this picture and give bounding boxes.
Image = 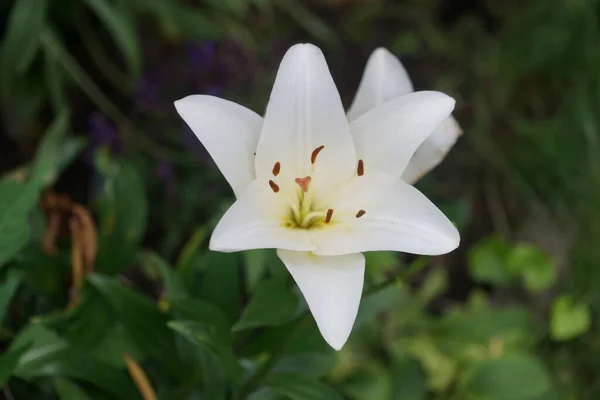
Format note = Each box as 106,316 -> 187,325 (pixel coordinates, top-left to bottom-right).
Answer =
364,256 -> 429,296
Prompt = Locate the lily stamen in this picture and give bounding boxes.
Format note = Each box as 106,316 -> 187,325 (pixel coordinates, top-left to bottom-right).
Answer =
311,145 -> 325,164
272,162 -> 281,176
325,209 -> 334,223
268,180 -> 280,193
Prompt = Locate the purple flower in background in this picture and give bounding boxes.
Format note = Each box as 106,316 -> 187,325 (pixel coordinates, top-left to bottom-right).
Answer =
135,75 -> 160,112
85,112 -> 121,164
186,41 -> 217,69
156,161 -> 177,197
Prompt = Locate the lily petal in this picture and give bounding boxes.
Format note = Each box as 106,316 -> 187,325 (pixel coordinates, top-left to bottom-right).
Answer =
210,180 -> 316,253
312,173 -> 459,256
255,43 -> 356,193
350,91 -> 455,178
401,115 -> 462,184
175,95 -> 262,198
347,47 -> 414,121
277,250 -> 364,350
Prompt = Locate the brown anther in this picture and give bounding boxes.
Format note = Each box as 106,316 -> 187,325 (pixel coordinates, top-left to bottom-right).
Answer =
357,159 -> 364,176
295,176 -> 312,192
268,180 -> 280,193
311,145 -> 325,164
356,210 -> 366,218
325,209 -> 334,223
272,162 -> 281,176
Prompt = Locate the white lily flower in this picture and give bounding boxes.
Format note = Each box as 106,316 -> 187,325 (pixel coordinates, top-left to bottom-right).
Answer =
175,44 -> 459,350
348,48 -> 463,184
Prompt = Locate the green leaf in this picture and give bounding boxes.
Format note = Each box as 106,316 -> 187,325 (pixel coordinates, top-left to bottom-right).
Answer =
273,353 -> 335,378
0,269 -> 23,325
95,159 -> 147,274
40,26 -> 125,123
265,373 -> 343,400
201,252 -> 241,322
168,296 -> 233,342
0,342 -> 31,387
40,283 -> 113,349
355,284 -> 408,328
84,0 -> 142,79
243,249 -> 269,292
11,324 -> 138,399
405,336 -> 456,392
0,0 -> 48,97
87,274 -> 181,373
340,362 -> 392,400
550,294 -> 591,341
168,320 -> 241,385
468,237 -> 514,286
138,251 -> 187,297
233,278 -> 298,331
0,179 -> 39,267
44,48 -> 67,111
274,0 -> 340,47
507,244 -> 556,292
463,354 -> 551,400
54,378 -> 94,400
391,357 -> 426,400
29,108 -> 83,187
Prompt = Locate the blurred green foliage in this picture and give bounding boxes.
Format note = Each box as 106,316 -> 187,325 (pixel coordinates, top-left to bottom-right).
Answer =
2,0 -> 600,399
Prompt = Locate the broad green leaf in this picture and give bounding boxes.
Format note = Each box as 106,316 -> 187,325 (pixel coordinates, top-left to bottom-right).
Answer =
169,296 -> 232,342
168,320 -> 241,385
19,247 -> 66,295
463,354 -> 551,400
243,249 -> 269,292
273,353 -> 335,378
201,252 -> 241,323
95,159 -> 147,274
265,373 -> 343,400
138,251 -> 187,297
87,274 -> 181,373
0,342 -> 31,387
550,294 -> 591,341
340,362 -> 392,400
405,336 -> 456,392
507,244 -> 556,292
392,357 -> 427,400
84,0 -> 142,79
355,285 -> 407,328
0,269 -> 23,325
11,324 -> 138,399
0,179 -> 39,267
40,283 -> 114,349
29,108 -> 81,187
54,378 -> 94,400
468,237 -> 513,286
0,0 -> 48,96
233,279 -> 298,331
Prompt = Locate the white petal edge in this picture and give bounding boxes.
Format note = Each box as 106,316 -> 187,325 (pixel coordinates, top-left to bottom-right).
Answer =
175,95 -> 262,198
277,250 -> 365,351
347,47 -> 414,121
311,173 -> 460,256
350,91 -> 455,178
254,43 -> 356,194
209,179 -> 316,253
401,116 -> 462,184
